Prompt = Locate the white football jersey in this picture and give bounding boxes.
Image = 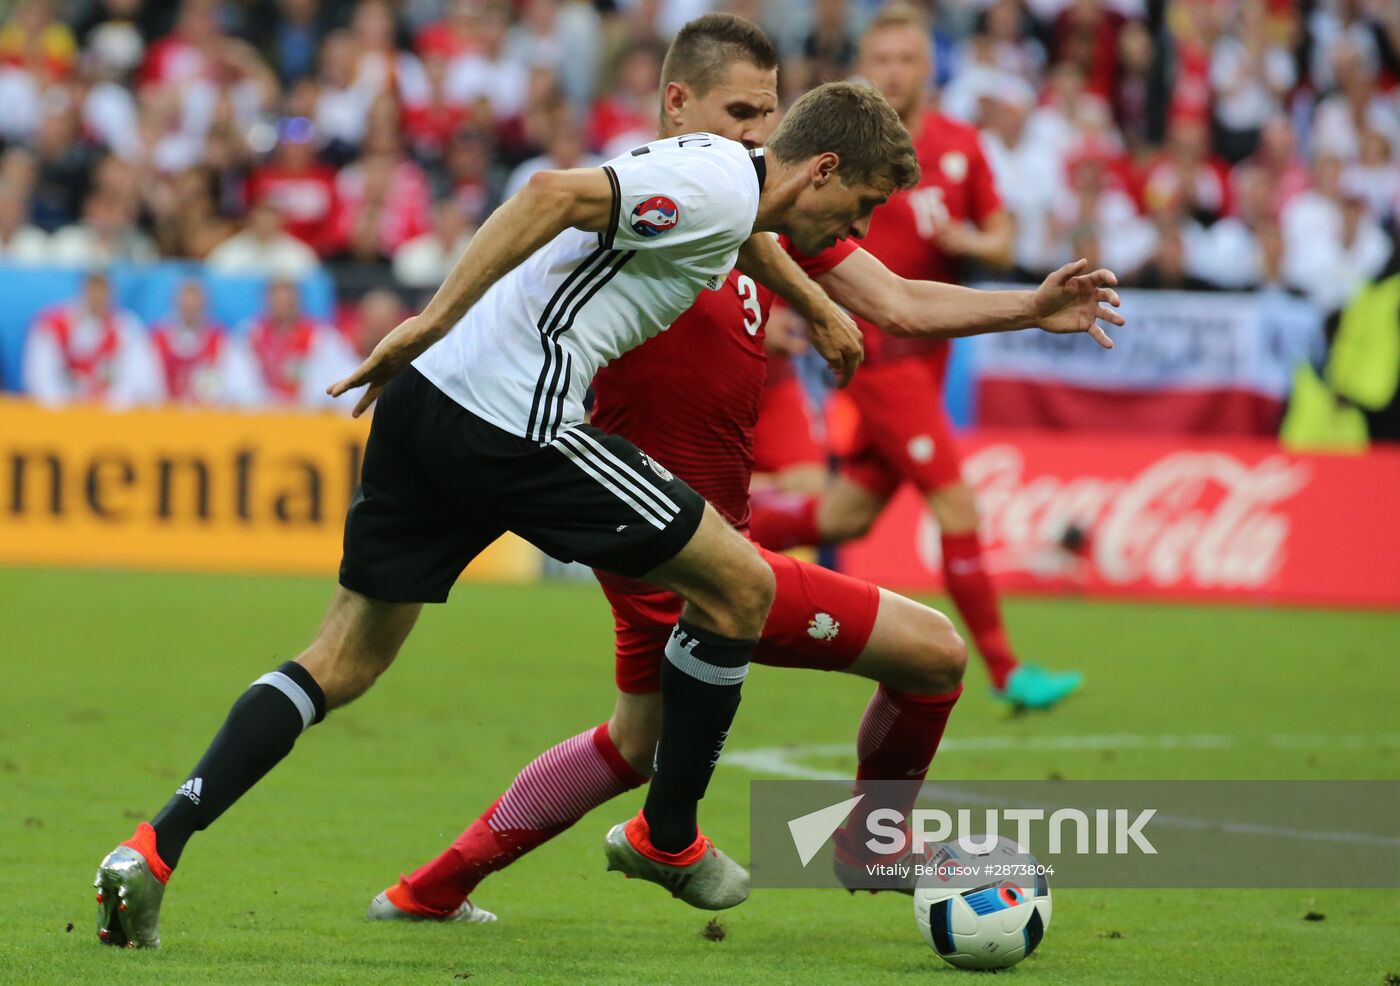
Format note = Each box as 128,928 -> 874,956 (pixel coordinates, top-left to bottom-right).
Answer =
414,134 -> 765,442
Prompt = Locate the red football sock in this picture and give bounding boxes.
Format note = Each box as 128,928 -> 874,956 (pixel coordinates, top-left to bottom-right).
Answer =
940,530 -> 1018,690
399,723 -> 647,915
747,489 -> 822,550
837,684 -> 961,861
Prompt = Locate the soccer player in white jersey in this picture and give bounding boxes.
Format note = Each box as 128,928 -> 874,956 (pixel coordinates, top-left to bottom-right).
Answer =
92,80 -> 920,946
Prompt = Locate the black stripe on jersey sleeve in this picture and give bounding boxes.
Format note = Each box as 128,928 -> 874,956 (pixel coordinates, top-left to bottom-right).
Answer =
599,165 -> 621,249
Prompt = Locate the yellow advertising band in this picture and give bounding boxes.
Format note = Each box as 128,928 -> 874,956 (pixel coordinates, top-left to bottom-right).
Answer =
0,398 -> 537,581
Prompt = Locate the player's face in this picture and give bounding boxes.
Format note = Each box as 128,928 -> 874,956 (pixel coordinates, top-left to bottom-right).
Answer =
787,163 -> 893,255
859,25 -> 931,120
671,63 -> 778,148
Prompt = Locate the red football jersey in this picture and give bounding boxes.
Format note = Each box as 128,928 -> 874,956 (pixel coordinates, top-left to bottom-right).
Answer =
591,236 -> 856,530
856,110 -> 1001,367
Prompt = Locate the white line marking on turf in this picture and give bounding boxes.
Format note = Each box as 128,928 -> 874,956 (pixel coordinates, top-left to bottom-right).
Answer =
724,732 -> 1400,779
723,733 -> 1400,849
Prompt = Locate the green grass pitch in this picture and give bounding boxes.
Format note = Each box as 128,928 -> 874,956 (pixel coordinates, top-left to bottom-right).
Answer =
1,567 -> 1397,985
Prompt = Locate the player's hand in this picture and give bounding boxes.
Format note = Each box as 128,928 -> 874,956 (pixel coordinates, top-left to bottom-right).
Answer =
1031,259 -> 1125,349
327,315 -> 432,417
807,299 -> 863,387
933,220 -> 978,256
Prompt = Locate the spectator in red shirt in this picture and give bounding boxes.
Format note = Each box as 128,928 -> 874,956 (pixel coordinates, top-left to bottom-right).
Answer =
1233,114 -> 1311,219
347,288 -> 405,357
332,121 -> 431,261
1140,114 -> 1233,224
402,51 -> 471,162
415,0 -> 482,63
245,117 -> 339,255
137,0 -> 220,87
585,40 -> 662,156
1051,0 -> 1126,100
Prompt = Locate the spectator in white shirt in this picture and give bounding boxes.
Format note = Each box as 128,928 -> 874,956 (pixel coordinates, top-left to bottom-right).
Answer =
314,30 -> 378,154
1210,0 -> 1296,162
1282,153 -> 1345,252
1284,171 -> 1392,313
1346,128 -> 1400,224
505,0 -> 600,110
980,76 -> 1066,275
1312,37 -> 1400,161
392,198 -> 475,289
350,0 -> 430,107
22,270 -> 163,407
1052,148 -> 1156,277
1187,164 -> 1277,289
0,186 -> 48,263
445,2 -> 530,120
503,122 -> 601,199
206,201 -> 321,278
48,192 -> 157,267
240,278 -> 360,409
148,278 -> 263,406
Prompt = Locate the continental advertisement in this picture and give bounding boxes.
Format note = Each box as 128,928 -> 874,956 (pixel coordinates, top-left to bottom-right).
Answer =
0,398 -> 537,580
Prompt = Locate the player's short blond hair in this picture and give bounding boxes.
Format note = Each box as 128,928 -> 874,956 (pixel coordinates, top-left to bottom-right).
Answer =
766,81 -> 920,192
859,3 -> 932,54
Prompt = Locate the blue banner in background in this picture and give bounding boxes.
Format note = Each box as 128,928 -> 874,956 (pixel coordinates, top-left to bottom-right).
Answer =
0,263 -> 336,392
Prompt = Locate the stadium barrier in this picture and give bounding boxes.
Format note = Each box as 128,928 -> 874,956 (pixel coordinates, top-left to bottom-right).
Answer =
838,428 -> 1400,609
0,398 -> 537,581
969,287 -> 1325,435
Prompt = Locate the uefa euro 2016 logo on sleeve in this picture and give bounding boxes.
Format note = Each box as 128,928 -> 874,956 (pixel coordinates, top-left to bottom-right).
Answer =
630,196 -> 680,238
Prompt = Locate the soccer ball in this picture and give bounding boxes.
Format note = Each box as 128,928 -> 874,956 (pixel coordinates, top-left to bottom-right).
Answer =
912,835 -> 1052,970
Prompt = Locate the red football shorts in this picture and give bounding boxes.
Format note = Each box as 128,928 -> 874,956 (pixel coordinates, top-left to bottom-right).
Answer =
752,375 -> 825,473
596,546 -> 881,694
841,355 -> 963,498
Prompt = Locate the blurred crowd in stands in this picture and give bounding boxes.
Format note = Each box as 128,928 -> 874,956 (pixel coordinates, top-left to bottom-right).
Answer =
2,0 -> 1399,407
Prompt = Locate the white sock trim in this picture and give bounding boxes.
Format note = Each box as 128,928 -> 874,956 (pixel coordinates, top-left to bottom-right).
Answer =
251,671 -> 316,731
664,633 -> 749,686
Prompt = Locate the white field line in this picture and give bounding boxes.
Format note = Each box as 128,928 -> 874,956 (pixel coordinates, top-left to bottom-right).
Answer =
724,732 -> 1400,779
723,733 -> 1400,848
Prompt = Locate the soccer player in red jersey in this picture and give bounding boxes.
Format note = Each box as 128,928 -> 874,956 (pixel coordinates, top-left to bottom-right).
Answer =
368,14 -> 1122,923
748,4 -> 1086,710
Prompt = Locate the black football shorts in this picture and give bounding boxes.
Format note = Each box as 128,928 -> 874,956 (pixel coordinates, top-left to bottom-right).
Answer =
340,367 -> 705,603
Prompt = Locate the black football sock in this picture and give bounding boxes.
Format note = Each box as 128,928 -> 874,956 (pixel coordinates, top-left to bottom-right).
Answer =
642,620 -> 752,853
150,661 -> 326,868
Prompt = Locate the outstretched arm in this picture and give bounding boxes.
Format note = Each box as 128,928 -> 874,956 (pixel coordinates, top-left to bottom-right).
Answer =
737,233 -> 864,387
817,249 -> 1125,349
328,168 -> 616,415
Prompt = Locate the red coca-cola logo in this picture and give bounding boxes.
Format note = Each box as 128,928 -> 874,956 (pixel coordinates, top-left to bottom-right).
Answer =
916,445 -> 1312,590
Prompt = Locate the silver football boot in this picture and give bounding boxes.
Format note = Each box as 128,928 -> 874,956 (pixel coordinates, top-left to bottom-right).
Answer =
94,845 -> 166,948
832,846 -> 921,896
604,822 -> 749,910
366,891 -> 497,924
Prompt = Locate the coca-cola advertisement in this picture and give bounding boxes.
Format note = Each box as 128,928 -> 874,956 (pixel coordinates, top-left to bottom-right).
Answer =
838,430 -> 1400,608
